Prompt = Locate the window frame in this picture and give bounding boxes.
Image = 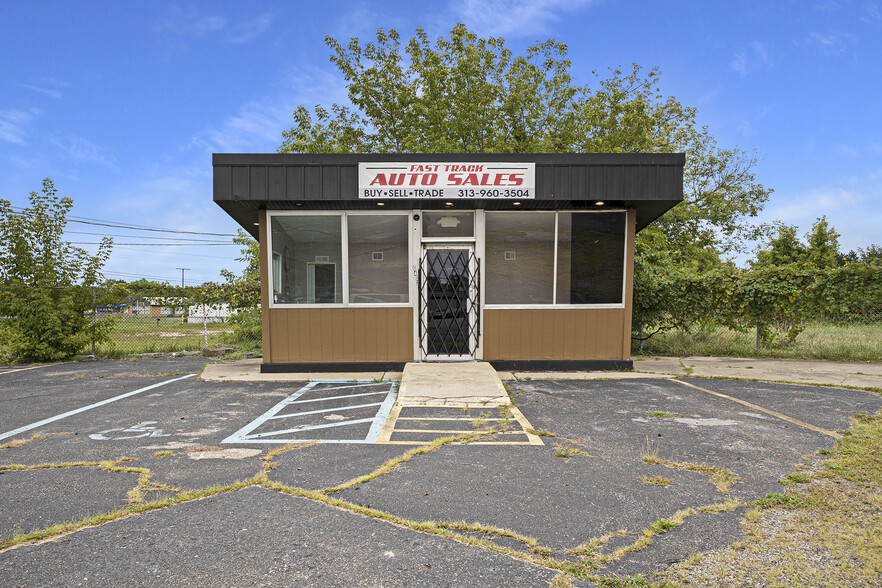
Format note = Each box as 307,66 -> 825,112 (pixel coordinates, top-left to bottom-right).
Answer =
267,210 -> 413,309
482,209 -> 628,310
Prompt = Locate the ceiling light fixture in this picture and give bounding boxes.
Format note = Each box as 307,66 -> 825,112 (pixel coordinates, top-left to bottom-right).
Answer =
512,201 -> 521,206
444,201 -> 454,207
376,202 -> 385,206
595,201 -> 604,206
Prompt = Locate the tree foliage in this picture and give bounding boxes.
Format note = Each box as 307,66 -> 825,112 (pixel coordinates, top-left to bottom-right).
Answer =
280,24 -> 771,261
0,179 -> 113,360
754,217 -> 841,270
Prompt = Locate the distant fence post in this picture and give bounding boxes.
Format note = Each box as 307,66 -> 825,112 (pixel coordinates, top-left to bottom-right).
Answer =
203,303 -> 208,349
755,323 -> 761,353
91,286 -> 97,357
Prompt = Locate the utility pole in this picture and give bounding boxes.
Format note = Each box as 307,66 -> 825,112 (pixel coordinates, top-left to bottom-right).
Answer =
176,268 -> 190,324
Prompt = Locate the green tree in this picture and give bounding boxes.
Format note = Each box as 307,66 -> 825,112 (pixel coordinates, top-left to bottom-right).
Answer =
754,224 -> 806,267
804,216 -> 840,269
0,179 -> 113,360
216,229 -> 261,350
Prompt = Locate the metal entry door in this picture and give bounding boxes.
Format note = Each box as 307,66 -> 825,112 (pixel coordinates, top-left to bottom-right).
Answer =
418,247 -> 480,360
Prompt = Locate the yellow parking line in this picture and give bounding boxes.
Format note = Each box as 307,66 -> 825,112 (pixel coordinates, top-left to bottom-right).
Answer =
396,417 -> 479,421
674,379 -> 842,439
392,428 -> 529,435
0,364 -> 62,376
376,404 -> 545,446
376,404 -> 402,444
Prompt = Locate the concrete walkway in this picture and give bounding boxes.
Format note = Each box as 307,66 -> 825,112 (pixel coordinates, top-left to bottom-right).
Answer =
631,355 -> 882,389
397,362 -> 509,407
200,356 -> 882,391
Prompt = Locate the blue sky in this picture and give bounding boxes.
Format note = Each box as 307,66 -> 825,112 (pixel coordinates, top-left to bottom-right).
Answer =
1,0 -> 880,284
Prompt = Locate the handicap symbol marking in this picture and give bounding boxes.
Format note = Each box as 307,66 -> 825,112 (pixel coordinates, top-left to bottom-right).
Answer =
222,380 -> 398,445
89,421 -> 171,441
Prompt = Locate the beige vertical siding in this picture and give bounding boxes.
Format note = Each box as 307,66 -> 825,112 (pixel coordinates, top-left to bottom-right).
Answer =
265,307 -> 413,363
483,308 -> 627,360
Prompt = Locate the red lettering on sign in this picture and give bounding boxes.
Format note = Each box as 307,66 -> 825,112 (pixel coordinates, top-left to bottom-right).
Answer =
448,173 -> 463,186
421,173 -> 437,185
370,174 -> 387,186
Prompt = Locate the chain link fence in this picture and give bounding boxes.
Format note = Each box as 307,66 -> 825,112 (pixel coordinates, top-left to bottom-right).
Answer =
634,308 -> 882,362
84,289 -> 261,359
0,285 -> 261,361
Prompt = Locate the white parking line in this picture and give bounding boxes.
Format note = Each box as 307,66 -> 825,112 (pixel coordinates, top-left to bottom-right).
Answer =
223,381 -> 398,444
0,374 -> 197,441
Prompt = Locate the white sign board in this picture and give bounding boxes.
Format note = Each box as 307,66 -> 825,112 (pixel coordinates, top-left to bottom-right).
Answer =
358,162 -> 535,199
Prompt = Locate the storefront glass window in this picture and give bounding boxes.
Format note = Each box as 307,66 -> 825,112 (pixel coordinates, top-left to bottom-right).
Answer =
485,212 -> 555,304
556,212 -> 625,304
271,215 -> 342,304
348,215 -> 409,303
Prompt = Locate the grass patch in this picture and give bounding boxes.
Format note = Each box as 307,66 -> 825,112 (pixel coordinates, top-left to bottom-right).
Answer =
637,475 -> 672,486
152,450 -> 174,457
660,411 -> 882,586
648,411 -> 683,418
526,428 -> 555,437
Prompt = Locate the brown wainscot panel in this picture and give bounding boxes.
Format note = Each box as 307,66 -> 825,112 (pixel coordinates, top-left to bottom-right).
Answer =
265,307 -> 413,363
483,308 -> 627,361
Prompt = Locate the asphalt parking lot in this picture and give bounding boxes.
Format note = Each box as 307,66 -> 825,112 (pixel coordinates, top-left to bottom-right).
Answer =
1,358 -> 880,586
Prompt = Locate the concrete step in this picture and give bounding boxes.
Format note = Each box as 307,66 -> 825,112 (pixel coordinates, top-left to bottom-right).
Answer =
397,362 -> 510,407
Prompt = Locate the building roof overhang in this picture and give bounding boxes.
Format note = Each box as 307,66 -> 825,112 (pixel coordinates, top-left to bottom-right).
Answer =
213,153 -> 685,239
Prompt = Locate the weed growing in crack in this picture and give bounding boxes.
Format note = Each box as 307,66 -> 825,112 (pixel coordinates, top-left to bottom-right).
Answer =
321,433 -> 482,494
553,443 -> 592,459
648,517 -> 677,534
637,475 -> 673,486
641,440 -> 738,493
0,433 -> 45,450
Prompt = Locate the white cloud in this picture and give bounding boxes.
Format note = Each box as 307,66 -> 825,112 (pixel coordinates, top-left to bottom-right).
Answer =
158,7 -> 226,36
802,30 -> 857,53
228,13 -> 273,44
20,77 -> 69,100
186,67 -> 346,154
730,41 -> 774,77
0,108 -> 40,145
157,8 -> 272,43
50,136 -> 115,166
450,0 -> 597,37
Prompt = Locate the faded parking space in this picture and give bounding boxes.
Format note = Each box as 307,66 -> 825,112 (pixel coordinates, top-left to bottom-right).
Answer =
1,359 -> 881,585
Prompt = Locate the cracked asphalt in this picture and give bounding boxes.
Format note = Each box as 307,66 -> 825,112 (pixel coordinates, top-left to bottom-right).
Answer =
1,358 -> 880,586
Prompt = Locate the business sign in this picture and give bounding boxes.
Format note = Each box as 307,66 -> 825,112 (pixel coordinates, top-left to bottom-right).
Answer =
358,162 -> 535,199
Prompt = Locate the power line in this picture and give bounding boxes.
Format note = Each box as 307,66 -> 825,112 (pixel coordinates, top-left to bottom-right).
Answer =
65,230 -> 237,243
7,206 -> 238,237
69,242 -> 237,246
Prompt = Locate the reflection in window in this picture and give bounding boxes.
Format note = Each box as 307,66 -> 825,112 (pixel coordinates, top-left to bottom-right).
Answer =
348,215 -> 409,303
271,215 -> 342,304
485,212 -> 555,304
422,211 -> 475,238
556,212 -> 625,304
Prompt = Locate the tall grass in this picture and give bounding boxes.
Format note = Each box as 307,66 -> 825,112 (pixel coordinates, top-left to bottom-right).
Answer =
634,321 -> 882,362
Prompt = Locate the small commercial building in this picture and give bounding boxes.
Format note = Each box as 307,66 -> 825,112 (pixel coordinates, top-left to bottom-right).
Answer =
213,153 -> 683,372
